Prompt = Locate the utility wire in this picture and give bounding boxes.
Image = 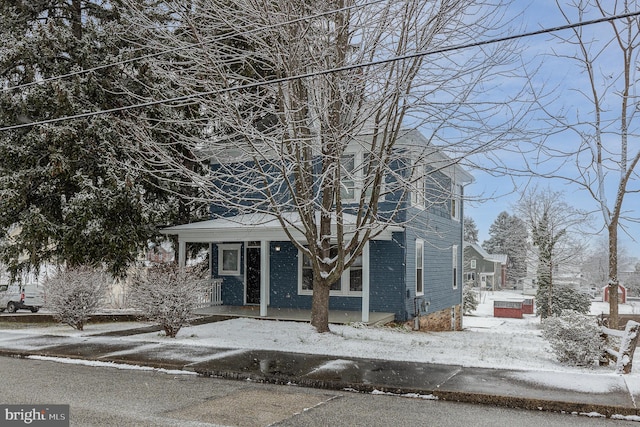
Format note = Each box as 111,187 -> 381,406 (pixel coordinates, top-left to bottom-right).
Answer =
0,0 -> 387,94
1,10 -> 639,133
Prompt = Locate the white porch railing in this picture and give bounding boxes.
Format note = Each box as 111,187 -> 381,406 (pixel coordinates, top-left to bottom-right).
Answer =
196,278 -> 223,308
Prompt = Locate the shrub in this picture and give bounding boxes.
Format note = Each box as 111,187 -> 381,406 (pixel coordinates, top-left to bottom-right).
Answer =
129,264 -> 207,338
542,310 -> 605,367
463,284 -> 478,314
536,283 -> 591,318
44,266 -> 108,330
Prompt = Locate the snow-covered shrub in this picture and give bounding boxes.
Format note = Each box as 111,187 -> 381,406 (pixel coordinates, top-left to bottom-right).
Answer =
463,284 -> 478,314
129,264 -> 207,338
536,284 -> 591,318
542,310 -> 605,367
44,266 -> 108,330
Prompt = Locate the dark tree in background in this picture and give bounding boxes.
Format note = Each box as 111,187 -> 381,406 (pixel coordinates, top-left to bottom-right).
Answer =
0,1 -> 207,278
482,211 -> 528,285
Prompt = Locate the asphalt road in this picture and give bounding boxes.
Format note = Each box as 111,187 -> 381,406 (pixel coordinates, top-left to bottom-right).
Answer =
0,357 -> 636,427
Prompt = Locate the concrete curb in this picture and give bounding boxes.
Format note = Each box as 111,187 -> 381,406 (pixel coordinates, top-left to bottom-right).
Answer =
2,347 -> 637,419
191,366 -> 639,418
1,325 -> 638,421
431,390 -> 639,418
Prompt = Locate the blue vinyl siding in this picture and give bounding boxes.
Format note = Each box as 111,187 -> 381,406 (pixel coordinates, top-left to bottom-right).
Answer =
206,149 -> 465,323
369,234 -> 406,320
403,208 -> 463,319
269,241 -> 303,308
266,239 -> 407,317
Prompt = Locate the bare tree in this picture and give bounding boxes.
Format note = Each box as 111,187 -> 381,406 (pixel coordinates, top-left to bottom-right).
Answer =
119,0 -> 531,332
581,238 -> 634,290
505,0 -> 640,328
515,187 -> 589,317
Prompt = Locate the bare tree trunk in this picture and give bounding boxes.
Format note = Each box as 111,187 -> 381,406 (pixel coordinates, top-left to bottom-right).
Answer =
608,222 -> 620,329
311,280 -> 331,333
71,0 -> 83,40
547,258 -> 553,319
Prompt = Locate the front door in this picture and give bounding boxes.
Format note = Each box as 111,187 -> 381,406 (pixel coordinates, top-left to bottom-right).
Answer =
246,244 -> 260,304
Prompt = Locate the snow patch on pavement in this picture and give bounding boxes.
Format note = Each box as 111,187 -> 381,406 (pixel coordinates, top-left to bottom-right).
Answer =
27,355 -> 197,376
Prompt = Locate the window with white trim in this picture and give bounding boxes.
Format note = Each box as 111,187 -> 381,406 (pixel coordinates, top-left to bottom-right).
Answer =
340,151 -> 384,203
218,244 -> 241,275
470,259 -> 476,269
451,184 -> 461,220
340,153 -> 356,201
299,248 -> 362,296
452,245 -> 458,289
411,163 -> 425,208
416,239 -> 424,295
363,152 -> 383,200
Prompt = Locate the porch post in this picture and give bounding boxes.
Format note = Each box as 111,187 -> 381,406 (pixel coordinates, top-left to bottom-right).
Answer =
361,241 -> 370,323
260,240 -> 269,317
178,240 -> 186,268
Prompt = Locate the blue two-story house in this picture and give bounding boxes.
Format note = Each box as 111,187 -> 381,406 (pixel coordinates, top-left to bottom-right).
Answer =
161,128 -> 473,331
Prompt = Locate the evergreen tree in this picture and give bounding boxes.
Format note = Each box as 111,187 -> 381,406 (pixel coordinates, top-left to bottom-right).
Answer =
536,284 -> 590,318
463,284 -> 479,314
482,211 -> 528,285
463,216 -> 479,244
532,210 -> 567,318
0,1 -> 206,278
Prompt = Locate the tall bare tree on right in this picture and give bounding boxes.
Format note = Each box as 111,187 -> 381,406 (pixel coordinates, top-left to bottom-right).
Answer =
514,1 -> 640,328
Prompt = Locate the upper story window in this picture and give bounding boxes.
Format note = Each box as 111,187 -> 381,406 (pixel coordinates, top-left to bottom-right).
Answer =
451,184 -> 461,220
340,151 -> 383,203
411,163 -> 425,208
340,153 -> 356,200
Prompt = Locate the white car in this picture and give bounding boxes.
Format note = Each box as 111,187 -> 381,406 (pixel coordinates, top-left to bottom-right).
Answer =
0,284 -> 43,313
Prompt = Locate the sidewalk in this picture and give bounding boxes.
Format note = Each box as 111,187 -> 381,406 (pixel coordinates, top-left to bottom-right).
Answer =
0,318 -> 639,420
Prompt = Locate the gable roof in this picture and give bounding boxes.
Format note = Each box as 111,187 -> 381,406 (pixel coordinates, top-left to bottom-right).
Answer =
394,129 -> 474,185
204,127 -> 474,185
464,241 -> 507,264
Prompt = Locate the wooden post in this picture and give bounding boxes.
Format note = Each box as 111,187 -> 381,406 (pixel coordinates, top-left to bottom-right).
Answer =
361,241 -> 370,323
616,320 -> 640,374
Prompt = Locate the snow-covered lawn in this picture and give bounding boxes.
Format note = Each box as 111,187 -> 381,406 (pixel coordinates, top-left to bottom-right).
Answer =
123,290 -> 635,374
5,290 -> 639,377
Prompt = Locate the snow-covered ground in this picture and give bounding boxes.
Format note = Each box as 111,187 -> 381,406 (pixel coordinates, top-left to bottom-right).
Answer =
4,290 -> 639,378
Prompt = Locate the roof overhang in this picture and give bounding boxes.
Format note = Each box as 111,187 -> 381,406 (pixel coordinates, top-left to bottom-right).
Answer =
161,212 -> 404,243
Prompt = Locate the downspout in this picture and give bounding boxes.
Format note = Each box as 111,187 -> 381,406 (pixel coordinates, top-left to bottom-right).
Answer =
460,180 -> 471,330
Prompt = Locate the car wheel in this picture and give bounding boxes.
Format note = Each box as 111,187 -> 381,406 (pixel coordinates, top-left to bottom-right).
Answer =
30,307 -> 39,313
6,302 -> 17,313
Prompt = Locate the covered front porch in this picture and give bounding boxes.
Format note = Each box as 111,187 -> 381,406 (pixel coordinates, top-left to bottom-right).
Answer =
194,305 -> 395,325
162,212 -> 403,324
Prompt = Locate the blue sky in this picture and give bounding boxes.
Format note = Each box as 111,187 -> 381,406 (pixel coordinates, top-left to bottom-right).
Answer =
461,0 -> 640,258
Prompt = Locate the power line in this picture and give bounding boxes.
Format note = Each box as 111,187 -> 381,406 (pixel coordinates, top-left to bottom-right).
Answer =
1,0 -> 387,94
2,10 -> 639,133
